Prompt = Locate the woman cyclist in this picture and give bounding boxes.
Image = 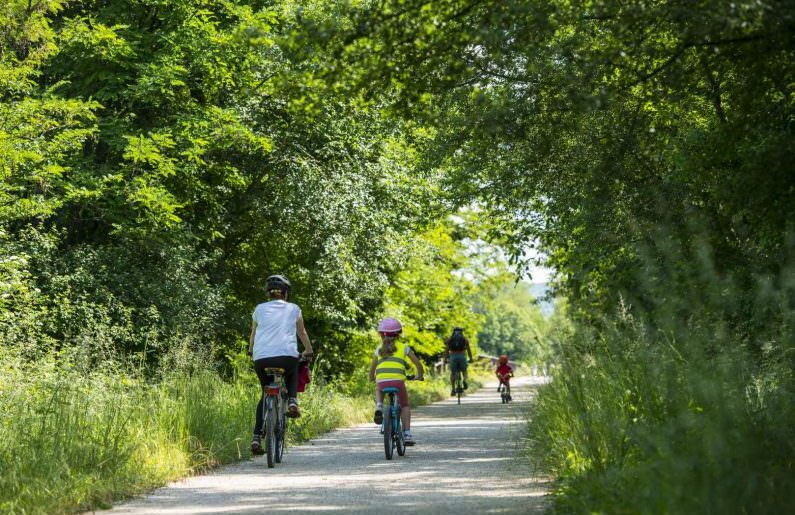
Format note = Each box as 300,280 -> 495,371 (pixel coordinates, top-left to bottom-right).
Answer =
248,274 -> 313,456
368,317 -> 424,445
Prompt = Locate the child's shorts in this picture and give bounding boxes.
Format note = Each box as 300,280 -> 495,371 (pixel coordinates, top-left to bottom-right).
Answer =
377,380 -> 409,406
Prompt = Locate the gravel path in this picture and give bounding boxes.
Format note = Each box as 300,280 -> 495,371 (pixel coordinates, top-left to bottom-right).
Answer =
100,376 -> 550,514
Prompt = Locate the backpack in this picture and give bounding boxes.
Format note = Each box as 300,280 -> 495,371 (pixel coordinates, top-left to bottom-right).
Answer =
449,331 -> 466,351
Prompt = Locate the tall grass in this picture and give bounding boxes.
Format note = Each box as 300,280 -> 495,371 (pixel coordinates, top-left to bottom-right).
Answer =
530,250 -> 795,513
0,351 -> 458,514
0,357 -> 251,514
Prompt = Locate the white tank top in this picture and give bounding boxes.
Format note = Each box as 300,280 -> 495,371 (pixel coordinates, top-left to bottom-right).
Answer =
252,300 -> 301,360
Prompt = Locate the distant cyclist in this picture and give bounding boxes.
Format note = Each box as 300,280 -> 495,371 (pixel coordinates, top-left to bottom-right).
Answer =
369,317 -> 424,445
445,327 -> 473,396
496,354 -> 514,400
248,274 -> 314,456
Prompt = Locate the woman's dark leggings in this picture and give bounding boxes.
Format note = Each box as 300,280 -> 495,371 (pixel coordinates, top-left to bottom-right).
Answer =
253,356 -> 299,436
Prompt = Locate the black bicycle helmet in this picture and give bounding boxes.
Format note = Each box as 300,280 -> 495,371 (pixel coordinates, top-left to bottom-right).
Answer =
453,326 -> 463,333
266,274 -> 291,293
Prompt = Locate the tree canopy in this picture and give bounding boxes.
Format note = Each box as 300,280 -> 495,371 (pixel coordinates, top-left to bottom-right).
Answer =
339,0 -> 789,302
1,0 -> 552,374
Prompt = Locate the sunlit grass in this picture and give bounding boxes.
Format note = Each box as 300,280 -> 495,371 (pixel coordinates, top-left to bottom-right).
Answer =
0,360 -> 253,514
529,310 -> 795,514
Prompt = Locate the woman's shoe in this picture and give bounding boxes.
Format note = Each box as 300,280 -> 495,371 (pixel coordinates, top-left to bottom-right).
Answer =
251,437 -> 265,455
287,400 -> 301,418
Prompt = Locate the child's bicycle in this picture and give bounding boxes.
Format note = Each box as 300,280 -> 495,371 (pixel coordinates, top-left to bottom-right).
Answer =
380,376 -> 420,460
259,367 -> 288,468
498,380 -> 512,403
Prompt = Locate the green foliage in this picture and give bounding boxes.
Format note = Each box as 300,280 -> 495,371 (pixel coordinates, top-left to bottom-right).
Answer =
1,0 -> 452,375
325,0 -> 795,319
0,0 -> 99,225
527,233 -> 795,513
383,221 -> 482,358
475,274 -> 548,362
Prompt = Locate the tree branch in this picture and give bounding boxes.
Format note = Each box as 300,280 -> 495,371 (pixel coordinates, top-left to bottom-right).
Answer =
630,33 -> 766,87
702,62 -> 727,124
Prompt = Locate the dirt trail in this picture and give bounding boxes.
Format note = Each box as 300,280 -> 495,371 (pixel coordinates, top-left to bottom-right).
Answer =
100,376 -> 550,514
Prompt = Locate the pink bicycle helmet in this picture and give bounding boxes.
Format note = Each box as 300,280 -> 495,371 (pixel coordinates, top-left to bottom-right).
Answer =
377,317 -> 403,336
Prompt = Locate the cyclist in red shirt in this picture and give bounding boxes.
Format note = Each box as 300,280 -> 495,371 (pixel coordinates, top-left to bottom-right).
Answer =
495,355 -> 513,401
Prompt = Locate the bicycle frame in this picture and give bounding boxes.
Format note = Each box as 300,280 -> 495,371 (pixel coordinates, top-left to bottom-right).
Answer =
381,387 -> 406,460
497,374 -> 512,403
499,380 -> 511,403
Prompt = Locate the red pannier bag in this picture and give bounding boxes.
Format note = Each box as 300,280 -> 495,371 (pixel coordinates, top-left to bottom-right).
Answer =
297,361 -> 311,393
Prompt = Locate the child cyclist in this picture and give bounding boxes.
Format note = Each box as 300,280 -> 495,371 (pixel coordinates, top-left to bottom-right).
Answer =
368,317 -> 424,445
496,354 -> 514,400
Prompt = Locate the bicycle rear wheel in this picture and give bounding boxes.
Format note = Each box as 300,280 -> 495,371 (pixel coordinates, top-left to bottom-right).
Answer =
383,407 -> 394,460
264,398 -> 276,468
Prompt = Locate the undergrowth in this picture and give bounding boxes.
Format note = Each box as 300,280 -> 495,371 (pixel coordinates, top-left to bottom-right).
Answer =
529,250 -> 795,514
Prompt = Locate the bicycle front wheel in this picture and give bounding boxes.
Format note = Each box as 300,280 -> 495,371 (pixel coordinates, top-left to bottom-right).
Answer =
396,409 -> 406,456
383,408 -> 394,460
265,398 -> 276,468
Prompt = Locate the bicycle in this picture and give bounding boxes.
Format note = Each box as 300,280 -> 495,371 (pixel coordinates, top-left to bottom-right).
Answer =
259,367 -> 288,468
380,376 -> 419,460
498,381 -> 512,403
453,370 -> 464,405
257,354 -> 313,468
